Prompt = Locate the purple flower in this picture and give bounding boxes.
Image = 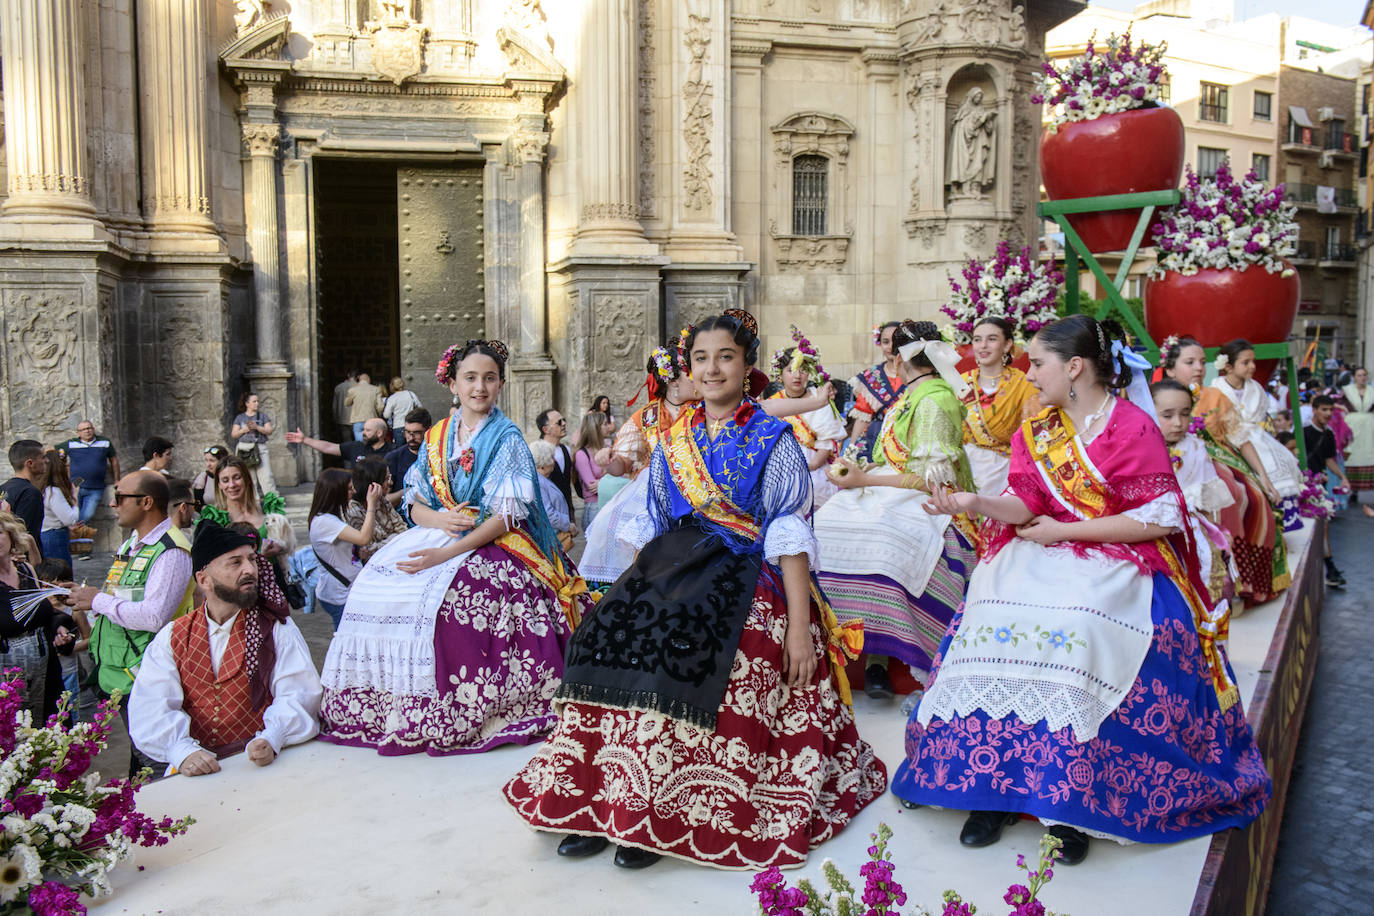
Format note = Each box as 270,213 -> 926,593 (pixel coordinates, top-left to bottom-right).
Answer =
27,882 -> 86,916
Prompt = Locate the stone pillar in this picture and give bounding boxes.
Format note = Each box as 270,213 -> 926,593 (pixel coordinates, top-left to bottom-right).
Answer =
572,0 -> 655,254
136,0 -> 216,236
0,0 -> 95,219
506,127 -> 557,433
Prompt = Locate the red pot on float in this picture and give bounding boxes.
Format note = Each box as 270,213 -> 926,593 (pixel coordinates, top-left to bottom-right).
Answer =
955,344 -> 1031,375
1144,263 -> 1299,385
1040,106 -> 1186,254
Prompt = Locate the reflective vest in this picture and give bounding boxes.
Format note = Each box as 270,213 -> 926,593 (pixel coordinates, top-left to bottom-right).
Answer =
89,527 -> 194,696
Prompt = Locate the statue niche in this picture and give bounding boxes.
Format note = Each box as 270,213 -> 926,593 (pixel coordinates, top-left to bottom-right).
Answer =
946,86 -> 996,201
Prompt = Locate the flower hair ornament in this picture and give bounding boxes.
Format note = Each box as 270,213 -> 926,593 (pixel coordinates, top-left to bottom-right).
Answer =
1214,353 -> 1230,373
771,325 -> 831,384
872,324 -> 884,345
628,339 -> 684,407
1161,334 -> 1181,363
897,334 -> 972,399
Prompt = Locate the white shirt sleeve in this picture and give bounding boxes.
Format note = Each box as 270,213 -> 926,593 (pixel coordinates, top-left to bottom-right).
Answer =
128,626 -> 203,772
43,487 -> 79,529
255,618 -> 323,754
1122,493 -> 1185,531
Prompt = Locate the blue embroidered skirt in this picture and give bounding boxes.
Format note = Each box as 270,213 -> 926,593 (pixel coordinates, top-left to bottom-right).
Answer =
893,572 -> 1272,843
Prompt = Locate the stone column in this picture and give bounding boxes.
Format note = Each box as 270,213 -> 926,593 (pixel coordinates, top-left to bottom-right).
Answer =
506,128 -> 557,432
0,0 -> 95,219
572,0 -> 655,254
136,0 -> 216,235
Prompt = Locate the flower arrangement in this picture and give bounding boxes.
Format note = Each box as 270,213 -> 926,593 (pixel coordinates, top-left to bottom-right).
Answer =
1032,30 -> 1169,131
1297,471 -> 1335,520
1149,160 -> 1297,278
0,672 -> 193,915
434,343 -> 463,385
771,325 -> 831,384
750,824 -> 1069,916
942,240 -> 1064,345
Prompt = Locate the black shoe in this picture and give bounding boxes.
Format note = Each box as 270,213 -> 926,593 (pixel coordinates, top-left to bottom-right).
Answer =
899,797 -> 921,810
557,834 -> 609,858
1048,825 -> 1090,865
612,845 -> 662,869
865,664 -> 894,700
959,810 -> 1018,848
1326,574 -> 1346,589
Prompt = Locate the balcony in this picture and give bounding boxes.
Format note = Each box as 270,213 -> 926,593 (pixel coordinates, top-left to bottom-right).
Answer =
1320,243 -> 1358,266
1325,131 -> 1358,156
1290,240 -> 1318,263
1284,118 -> 1319,153
1283,183 -> 1358,210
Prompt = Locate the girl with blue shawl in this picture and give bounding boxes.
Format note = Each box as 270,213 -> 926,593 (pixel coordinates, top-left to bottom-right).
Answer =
319,340 -> 592,756
505,310 -> 886,871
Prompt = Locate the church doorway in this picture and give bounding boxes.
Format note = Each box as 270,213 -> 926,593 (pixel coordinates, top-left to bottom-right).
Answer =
313,158 -> 487,434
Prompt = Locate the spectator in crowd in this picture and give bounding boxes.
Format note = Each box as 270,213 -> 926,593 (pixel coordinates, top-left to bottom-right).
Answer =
35,556 -> 83,724
382,377 -> 422,444
535,409 -> 573,518
66,470 -> 194,777
1,440 -> 46,561
333,368 -> 359,442
1273,410 -> 1293,435
1302,396 -> 1350,589
128,522 -> 322,778
386,407 -> 431,500
307,468 -> 383,630
529,439 -> 577,552
200,458 -> 295,564
140,436 -> 175,475
573,411 -> 612,528
166,478 -> 198,538
39,450 -> 78,567
288,418 -> 391,465
193,445 -> 229,509
345,458 -> 408,563
569,394 -> 612,450
59,420 -> 120,525
345,372 -> 385,441
231,392 -> 276,497
0,512 -> 75,723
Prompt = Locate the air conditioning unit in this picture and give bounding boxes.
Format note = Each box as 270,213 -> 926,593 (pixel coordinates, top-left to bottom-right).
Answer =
1318,106 -> 1336,121
1320,149 -> 1336,168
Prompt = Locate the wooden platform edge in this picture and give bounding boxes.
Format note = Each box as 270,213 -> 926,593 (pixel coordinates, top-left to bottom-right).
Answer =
1190,519 -> 1325,916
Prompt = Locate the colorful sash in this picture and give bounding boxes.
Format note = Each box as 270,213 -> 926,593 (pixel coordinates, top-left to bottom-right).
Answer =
1022,408 -> 1239,712
962,367 -> 1037,457
766,391 -> 820,449
663,406 -> 863,704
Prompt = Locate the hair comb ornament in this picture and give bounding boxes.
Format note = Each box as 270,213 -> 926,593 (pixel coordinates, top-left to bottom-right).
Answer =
724,308 -> 759,337
485,339 -> 510,362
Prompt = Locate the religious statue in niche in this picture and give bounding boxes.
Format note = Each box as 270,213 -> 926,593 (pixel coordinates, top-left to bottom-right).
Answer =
947,87 -> 996,199
233,0 -> 267,35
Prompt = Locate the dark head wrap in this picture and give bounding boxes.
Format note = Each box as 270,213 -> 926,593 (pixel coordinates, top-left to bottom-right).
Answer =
190,521 -> 257,573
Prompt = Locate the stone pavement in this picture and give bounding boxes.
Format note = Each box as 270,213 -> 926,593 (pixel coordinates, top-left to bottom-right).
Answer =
1266,506 -> 1374,914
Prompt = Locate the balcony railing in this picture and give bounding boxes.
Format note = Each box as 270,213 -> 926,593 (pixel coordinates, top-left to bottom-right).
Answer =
1357,210 -> 1370,242
1291,240 -> 1318,260
1287,119 -> 1316,146
1283,183 -> 1357,208
1322,243 -> 1358,262
1325,131 -> 1357,153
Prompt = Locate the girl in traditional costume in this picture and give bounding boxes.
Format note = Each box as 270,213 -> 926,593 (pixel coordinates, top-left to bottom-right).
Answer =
813,321 -> 978,700
504,310 -> 885,871
1341,367 -> 1374,498
1152,379 -> 1239,608
318,340 -> 591,756
1164,336 -> 1289,607
850,321 -> 905,461
895,316 -> 1270,865
767,326 -> 847,512
1205,339 -> 1304,531
960,316 -> 1039,496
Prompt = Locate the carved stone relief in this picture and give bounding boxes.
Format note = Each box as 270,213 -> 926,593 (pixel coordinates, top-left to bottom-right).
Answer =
592,294 -> 651,397
241,123 -> 279,157
364,7 -> 429,86
157,306 -> 208,428
681,13 -> 714,213
4,293 -> 84,435
638,0 -> 657,219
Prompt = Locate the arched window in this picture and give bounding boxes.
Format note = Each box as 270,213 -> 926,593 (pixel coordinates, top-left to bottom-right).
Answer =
792,155 -> 828,236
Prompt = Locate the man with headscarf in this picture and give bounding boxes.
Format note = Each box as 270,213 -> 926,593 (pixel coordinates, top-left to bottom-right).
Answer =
129,522 -> 322,777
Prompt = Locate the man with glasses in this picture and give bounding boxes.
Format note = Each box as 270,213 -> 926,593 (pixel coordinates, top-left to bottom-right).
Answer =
385,407 -> 432,501
59,421 -> 120,525
166,478 -> 198,537
536,408 -> 574,518
66,470 -> 195,777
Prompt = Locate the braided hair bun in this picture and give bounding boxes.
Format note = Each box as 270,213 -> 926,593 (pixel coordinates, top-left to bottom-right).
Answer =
1033,314 -> 1133,389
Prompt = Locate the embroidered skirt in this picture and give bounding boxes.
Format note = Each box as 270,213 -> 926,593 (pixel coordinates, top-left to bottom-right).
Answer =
502,563 -> 888,870
1209,457 -> 1290,607
319,527 -> 586,756
894,571 -> 1271,843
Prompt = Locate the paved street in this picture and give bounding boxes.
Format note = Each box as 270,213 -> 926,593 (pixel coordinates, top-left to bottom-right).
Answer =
1267,506 -> 1374,914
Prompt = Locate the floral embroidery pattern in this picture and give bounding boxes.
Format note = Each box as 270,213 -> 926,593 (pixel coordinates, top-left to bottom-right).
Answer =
954,622 -> 1087,654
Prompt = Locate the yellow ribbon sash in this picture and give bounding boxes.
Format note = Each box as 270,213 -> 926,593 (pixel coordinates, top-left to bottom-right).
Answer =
765,392 -> 819,449
424,416 -> 459,510
662,408 -> 863,704
1023,408 -> 1238,711
963,368 -> 1036,456
495,527 -> 586,631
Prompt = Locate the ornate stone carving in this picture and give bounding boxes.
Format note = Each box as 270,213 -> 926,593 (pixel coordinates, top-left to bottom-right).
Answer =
959,0 -> 1001,47
907,174 -> 920,218
963,223 -> 988,249
241,123 -> 280,157
908,3 -> 946,46
770,224 -> 852,271
592,295 -> 651,397
365,10 -> 429,86
947,87 -> 996,199
506,0 -> 553,49
4,295 -> 83,433
234,0 -> 267,35
1009,6 -> 1027,49
770,112 -> 855,269
906,218 -> 946,246
159,309 -> 208,423
580,202 -> 640,222
513,130 -> 550,163
682,14 -> 714,213
497,27 -> 564,75
675,297 -> 726,330
637,0 -> 657,219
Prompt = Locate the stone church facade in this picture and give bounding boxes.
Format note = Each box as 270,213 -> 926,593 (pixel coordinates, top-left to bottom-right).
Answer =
0,0 -> 1078,485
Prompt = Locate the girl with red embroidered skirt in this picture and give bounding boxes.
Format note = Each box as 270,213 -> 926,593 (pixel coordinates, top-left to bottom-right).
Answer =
318,340 -> 592,756
1164,336 -> 1290,606
503,310 -> 886,871
895,316 -> 1270,865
